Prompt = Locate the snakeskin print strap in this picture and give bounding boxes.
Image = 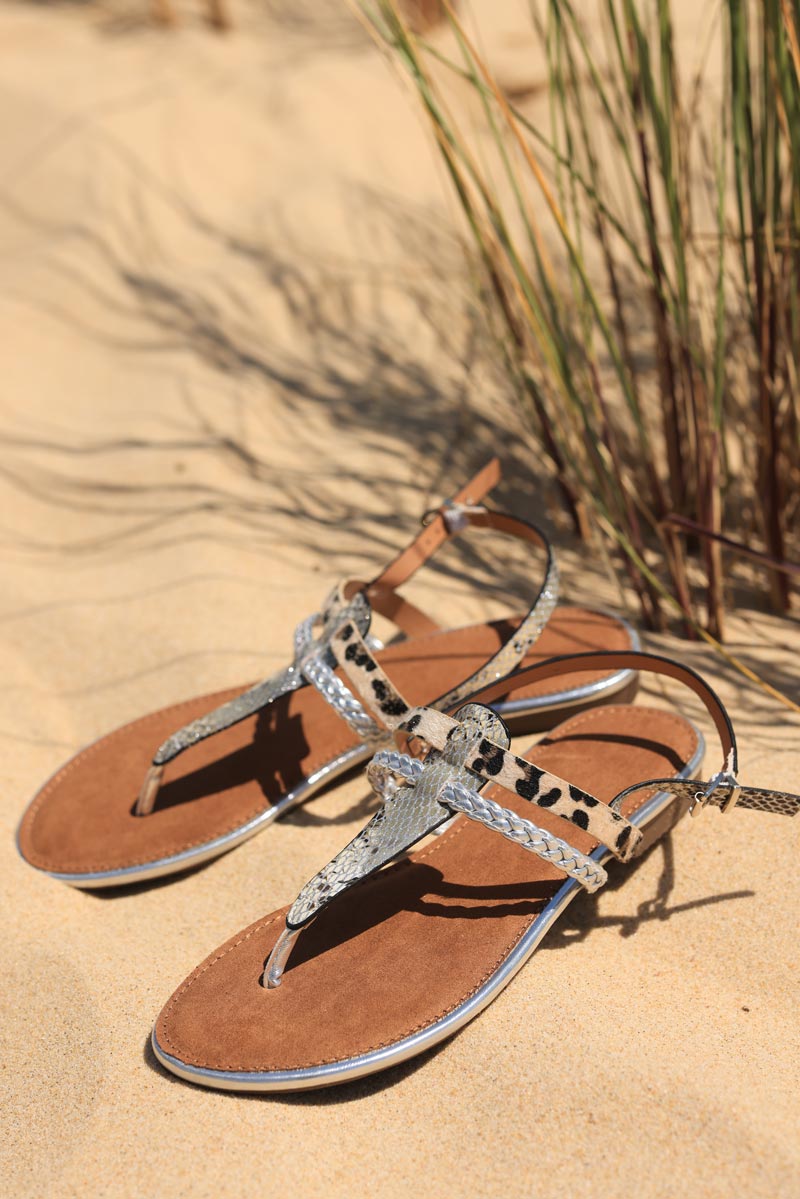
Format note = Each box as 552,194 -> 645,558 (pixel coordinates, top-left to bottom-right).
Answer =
135,587 -> 376,815
463,649 -> 800,823
262,695 -> 622,988
356,459 -> 560,711
432,516 -> 558,710
329,510 -> 558,733
369,749 -> 607,892
613,773 -> 800,819
332,517 -> 559,730
138,459 -> 562,816
378,508 -> 559,712
263,650 -> 799,989
263,703 -> 514,986
394,706 -> 641,860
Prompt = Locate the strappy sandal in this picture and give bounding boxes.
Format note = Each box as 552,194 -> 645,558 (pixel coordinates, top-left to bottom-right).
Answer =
151,649 -> 800,1091
16,460 -> 638,888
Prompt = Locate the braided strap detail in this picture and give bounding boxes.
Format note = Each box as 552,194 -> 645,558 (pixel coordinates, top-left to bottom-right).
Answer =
366,748 -> 423,798
301,656 -> 386,745
368,748 -> 422,783
439,779 -> 607,893
367,750 -> 607,894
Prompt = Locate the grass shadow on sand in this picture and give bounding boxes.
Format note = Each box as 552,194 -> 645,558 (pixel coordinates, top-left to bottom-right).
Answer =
3,118 -> 798,721
0,130 -> 559,611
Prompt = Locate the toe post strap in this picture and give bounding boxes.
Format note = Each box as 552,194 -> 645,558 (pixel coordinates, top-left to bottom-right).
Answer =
261,697 -> 610,989
263,648 -> 799,992
263,925 -> 302,989
262,702 -> 515,988
134,586 -> 376,816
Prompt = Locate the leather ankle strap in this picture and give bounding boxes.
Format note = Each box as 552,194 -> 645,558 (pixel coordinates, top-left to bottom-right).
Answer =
337,461 -> 559,703
467,650 -> 737,772
372,458 -> 502,594
466,649 -> 800,819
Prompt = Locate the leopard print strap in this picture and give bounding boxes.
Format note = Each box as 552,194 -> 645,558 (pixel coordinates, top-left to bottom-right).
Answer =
330,618 -> 412,729
262,703 -> 514,986
140,460 -> 560,815
331,509 -> 560,730
370,751 -> 607,892
395,706 -> 641,860
262,699 -> 616,987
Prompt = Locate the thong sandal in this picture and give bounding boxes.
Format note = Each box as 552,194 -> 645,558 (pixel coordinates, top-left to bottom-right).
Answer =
17,460 -> 638,888
151,649 -> 800,1092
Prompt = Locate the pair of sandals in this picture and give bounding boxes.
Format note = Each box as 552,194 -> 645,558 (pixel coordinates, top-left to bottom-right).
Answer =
17,459 -> 799,1092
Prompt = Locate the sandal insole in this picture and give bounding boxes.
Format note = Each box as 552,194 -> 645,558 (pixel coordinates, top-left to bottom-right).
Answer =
154,703 -> 699,1075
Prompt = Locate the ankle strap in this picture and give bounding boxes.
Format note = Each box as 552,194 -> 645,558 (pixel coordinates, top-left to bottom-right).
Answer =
464,649 -> 800,822
371,458 -> 502,595
135,460 -> 556,817
470,650 -> 736,765
347,459 -> 556,647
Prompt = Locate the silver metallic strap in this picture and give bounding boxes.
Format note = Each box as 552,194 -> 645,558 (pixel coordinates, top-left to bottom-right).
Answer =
368,749 -> 607,893
135,667 -> 303,816
135,588 -> 373,816
263,703 -> 513,986
151,666 -> 301,771
300,657 -> 385,746
439,778 -> 607,893
366,747 -> 424,791
262,702 -> 604,988
396,705 -> 641,860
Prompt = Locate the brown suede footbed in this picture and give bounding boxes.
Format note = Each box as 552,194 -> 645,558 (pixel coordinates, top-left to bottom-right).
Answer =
154,704 -> 699,1074
19,608 -> 632,875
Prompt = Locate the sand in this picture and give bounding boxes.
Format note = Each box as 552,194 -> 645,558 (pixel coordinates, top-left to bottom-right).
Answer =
1,4 -> 798,1197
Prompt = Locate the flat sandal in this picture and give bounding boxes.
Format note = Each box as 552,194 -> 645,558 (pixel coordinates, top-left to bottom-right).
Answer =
17,459 -> 637,887
151,648 -> 800,1090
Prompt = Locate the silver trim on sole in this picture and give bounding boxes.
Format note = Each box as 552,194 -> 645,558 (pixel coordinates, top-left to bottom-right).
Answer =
151,726 -> 704,1092
23,613 -> 640,888
28,745 -> 373,888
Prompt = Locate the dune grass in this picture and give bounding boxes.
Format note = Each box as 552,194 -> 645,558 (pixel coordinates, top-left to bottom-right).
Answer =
361,0 -> 799,672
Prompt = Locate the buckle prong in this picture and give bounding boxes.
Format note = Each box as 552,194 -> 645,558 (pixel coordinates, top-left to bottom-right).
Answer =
421,500 -> 487,533
689,770 -> 741,818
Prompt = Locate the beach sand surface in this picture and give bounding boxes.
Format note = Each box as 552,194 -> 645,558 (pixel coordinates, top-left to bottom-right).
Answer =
1,4 -> 798,1197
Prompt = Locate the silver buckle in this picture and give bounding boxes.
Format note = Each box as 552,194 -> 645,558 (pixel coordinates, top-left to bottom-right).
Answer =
420,500 -> 487,533
689,770 -> 741,818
